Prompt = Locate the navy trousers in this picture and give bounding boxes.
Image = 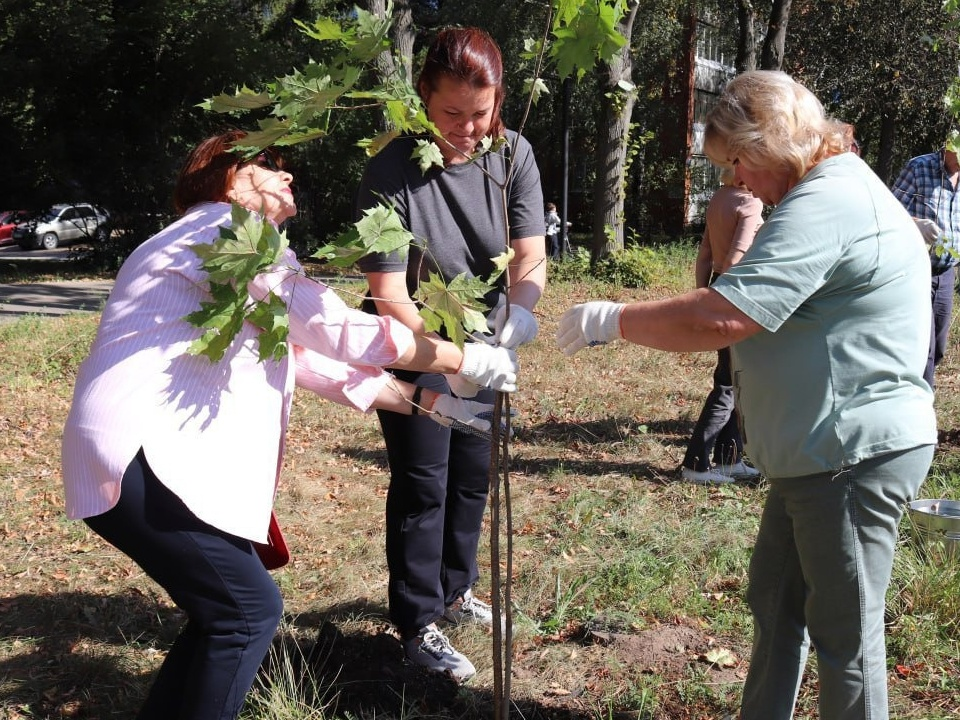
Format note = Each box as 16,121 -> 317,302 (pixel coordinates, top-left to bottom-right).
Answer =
682,346 -> 743,471
376,370 -> 491,638
84,450 -> 283,720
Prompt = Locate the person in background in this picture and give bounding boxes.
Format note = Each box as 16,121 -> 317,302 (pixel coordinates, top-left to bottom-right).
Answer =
556,71 -> 935,720
545,201 -> 561,259
679,167 -> 763,484
356,27 -> 545,682
61,130 -> 519,719
891,138 -> 960,389
841,122 -> 861,156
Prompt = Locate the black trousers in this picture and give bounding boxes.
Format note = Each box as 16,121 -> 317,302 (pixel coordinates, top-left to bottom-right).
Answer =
84,450 -> 283,720
681,346 -> 743,470
376,370 -> 492,637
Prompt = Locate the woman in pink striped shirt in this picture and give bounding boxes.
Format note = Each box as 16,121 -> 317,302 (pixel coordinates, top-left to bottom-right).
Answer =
61,130 -> 517,720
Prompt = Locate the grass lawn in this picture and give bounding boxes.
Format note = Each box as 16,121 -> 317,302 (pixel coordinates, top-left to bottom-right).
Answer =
1,247 -> 958,719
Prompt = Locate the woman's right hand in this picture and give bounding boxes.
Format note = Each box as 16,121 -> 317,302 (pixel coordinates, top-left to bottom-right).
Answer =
458,344 -> 518,392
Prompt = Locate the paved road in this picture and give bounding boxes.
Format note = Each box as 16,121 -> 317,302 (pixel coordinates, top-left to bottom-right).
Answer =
0,280 -> 114,322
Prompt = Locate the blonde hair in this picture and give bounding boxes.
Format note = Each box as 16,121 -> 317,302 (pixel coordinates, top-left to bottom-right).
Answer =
704,71 -> 848,183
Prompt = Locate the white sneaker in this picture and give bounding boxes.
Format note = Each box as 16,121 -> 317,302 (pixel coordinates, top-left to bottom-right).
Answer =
680,466 -> 735,484
716,460 -> 761,479
443,589 -> 506,633
403,624 -> 476,682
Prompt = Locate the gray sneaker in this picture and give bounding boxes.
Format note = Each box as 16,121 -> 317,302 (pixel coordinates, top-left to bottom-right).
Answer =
403,624 -> 476,682
444,589 -> 506,628
443,589 -> 510,635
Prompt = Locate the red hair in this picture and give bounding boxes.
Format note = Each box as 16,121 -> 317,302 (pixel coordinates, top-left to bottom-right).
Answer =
417,27 -> 505,138
173,130 -> 247,214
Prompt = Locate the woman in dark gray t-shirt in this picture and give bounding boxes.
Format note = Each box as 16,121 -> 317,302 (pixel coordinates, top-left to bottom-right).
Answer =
356,26 -> 545,682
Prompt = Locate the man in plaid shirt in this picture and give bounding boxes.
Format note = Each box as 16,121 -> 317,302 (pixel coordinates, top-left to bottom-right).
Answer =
892,142 -> 960,388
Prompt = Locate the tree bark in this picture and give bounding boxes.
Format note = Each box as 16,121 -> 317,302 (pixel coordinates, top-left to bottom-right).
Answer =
590,0 -> 641,262
759,0 -> 792,70
735,0 -> 757,72
367,0 -> 414,88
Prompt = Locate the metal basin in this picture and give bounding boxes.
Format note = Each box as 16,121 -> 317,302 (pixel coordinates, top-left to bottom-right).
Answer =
907,499 -> 960,559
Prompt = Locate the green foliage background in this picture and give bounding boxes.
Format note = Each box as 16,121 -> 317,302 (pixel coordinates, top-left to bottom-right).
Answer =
1,0 -> 958,266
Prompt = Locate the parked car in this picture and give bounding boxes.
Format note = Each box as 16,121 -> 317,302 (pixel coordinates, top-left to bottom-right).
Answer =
0,210 -> 30,246
13,203 -> 110,250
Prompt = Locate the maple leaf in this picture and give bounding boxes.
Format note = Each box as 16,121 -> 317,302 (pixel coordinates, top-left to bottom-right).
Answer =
185,204 -> 291,363
185,283 -> 249,363
354,202 -> 416,256
418,271 -> 493,347
551,1 -> 627,80
523,77 -> 551,105
412,139 -> 445,174
247,292 -> 290,363
200,86 -> 274,112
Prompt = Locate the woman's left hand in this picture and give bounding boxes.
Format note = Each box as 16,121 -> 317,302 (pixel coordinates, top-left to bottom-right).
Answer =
428,395 -> 514,439
488,304 -> 539,349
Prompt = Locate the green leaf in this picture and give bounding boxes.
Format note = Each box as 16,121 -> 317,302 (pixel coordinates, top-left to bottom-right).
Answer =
523,77 -> 551,105
551,0 -> 627,80
247,292 -> 290,362
200,86 -> 274,113
417,271 -> 495,348
358,130 -> 400,157
412,139 -> 445,174
294,17 -> 350,43
184,284 -> 249,363
354,203 -> 415,257
185,203 -> 291,363
489,248 -> 515,283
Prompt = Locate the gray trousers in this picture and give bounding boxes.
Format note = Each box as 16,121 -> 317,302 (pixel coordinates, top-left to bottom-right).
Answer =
740,444 -> 933,720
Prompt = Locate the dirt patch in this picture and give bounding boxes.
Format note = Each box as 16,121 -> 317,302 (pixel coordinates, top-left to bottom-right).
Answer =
284,614 -> 747,720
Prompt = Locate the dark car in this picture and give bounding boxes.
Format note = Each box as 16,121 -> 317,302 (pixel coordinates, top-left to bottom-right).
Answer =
13,203 -> 110,250
0,210 -> 30,246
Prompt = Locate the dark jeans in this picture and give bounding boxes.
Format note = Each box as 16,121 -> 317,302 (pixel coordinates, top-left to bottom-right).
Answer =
376,370 -> 491,637
927,265 -> 954,389
546,232 -> 560,259
682,346 -> 743,470
84,450 -> 283,720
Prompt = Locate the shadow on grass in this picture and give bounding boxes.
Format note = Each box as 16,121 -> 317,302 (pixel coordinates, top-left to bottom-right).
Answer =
268,600 -> 602,720
0,589 -> 181,717
0,593 -> 599,720
328,416 -> 698,482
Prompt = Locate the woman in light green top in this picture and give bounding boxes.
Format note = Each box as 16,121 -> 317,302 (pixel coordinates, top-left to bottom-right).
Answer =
555,70 -> 935,720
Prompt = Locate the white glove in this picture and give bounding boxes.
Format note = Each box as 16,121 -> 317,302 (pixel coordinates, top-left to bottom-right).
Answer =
915,218 -> 943,246
556,301 -> 625,356
444,373 -> 480,398
428,394 -> 514,439
458,343 -> 519,392
489,304 -> 539,349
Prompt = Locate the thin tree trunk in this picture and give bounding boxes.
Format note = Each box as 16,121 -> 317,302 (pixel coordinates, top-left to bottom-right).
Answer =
367,0 -> 414,91
759,0 -> 792,70
736,0 -> 757,72
590,1 -> 640,262
877,109 -> 897,184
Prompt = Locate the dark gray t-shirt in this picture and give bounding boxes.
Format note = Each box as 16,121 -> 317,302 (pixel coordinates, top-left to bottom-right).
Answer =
356,130 -> 543,309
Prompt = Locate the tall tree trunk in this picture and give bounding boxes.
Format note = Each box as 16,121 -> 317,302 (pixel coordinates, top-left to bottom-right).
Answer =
590,0 -> 641,262
877,109 -> 897,184
759,0 -> 792,70
735,0 -> 757,72
367,0 -> 415,88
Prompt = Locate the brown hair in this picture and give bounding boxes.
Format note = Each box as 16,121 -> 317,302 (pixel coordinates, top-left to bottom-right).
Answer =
173,130 -> 247,214
416,27 -> 505,138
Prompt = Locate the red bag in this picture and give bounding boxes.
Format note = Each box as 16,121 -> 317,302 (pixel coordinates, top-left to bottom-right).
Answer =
253,511 -> 290,570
